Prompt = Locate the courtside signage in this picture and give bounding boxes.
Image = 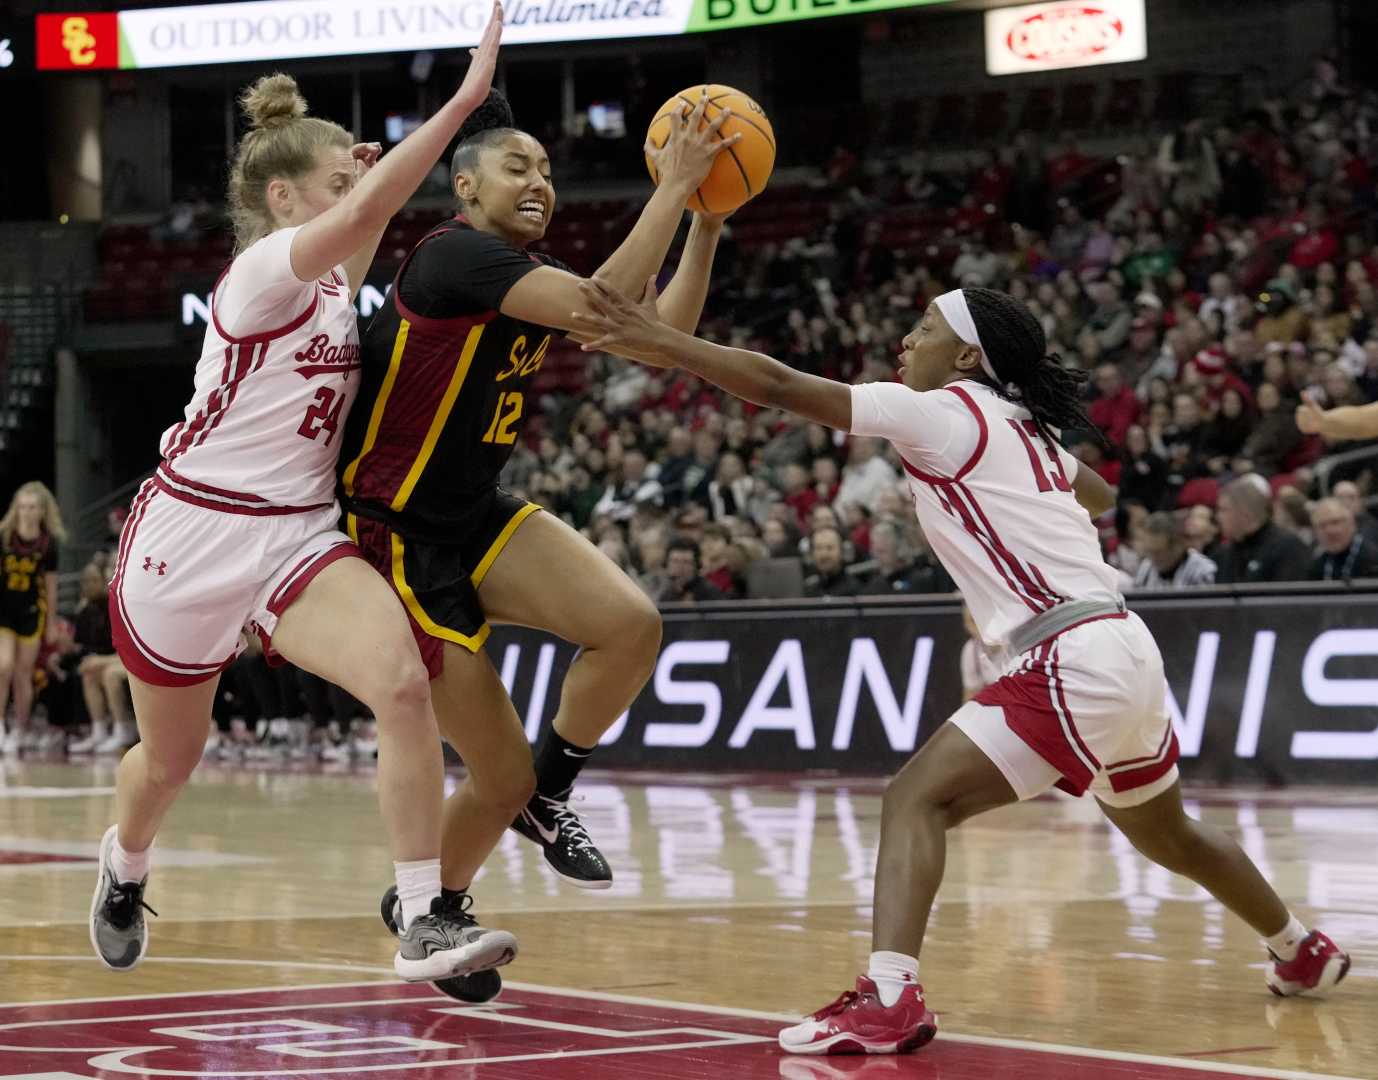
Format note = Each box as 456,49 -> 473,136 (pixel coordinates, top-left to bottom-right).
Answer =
36,0 -> 957,69
984,0 -> 1146,76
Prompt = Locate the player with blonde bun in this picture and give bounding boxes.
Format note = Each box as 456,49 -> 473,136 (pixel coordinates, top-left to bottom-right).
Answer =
91,5 -> 519,987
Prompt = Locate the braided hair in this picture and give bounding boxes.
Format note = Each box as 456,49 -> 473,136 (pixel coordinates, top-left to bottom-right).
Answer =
449,89 -> 519,188
962,287 -> 1106,446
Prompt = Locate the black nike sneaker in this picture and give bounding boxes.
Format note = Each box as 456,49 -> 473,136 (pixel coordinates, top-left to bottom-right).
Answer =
380,885 -> 504,1003
511,791 -> 612,889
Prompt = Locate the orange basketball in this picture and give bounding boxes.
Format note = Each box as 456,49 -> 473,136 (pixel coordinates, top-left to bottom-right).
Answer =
645,84 -> 775,216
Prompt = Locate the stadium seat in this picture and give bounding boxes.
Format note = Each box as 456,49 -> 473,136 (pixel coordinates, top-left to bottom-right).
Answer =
1177,477 -> 1219,509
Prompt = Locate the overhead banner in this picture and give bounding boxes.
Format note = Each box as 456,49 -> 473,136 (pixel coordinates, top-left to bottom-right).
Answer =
37,0 -> 956,70
487,591 -> 1378,783
985,0 -> 1146,77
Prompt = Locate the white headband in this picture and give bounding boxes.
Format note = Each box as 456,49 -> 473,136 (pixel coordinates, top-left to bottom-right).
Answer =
934,290 -> 1000,383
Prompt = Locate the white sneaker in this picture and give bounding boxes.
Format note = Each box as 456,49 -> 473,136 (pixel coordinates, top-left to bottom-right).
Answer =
39,728 -> 68,753
96,722 -> 137,754
20,729 -> 44,752
70,722 -> 110,754
319,740 -> 354,763
0,728 -> 19,755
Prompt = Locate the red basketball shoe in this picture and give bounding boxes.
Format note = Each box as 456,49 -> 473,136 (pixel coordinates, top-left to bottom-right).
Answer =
778,976 -> 938,1055
1266,930 -> 1350,997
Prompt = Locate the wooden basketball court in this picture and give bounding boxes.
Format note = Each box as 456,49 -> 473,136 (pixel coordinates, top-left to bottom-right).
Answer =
1,758 -> 1373,1079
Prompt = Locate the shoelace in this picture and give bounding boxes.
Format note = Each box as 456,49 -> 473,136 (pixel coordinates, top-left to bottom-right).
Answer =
810,990 -> 861,1020
104,881 -> 158,931
541,795 -> 598,854
435,891 -> 479,928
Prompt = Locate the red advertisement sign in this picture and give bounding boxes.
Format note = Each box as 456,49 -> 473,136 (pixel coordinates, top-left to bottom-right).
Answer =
35,11 -> 118,70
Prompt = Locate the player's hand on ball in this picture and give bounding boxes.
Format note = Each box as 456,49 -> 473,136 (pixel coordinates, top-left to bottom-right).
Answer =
572,276 -> 675,368
648,90 -> 741,196
1295,390 -> 1326,435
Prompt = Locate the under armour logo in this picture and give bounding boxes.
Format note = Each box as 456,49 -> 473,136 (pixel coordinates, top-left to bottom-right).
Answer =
142,557 -> 167,576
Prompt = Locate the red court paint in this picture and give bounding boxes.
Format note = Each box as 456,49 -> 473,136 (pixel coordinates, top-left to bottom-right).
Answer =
0,851 -> 88,866
0,981 -> 1315,1079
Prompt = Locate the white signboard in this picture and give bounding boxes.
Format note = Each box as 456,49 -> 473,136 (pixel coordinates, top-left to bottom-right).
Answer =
118,0 -> 694,68
984,0 -> 1146,76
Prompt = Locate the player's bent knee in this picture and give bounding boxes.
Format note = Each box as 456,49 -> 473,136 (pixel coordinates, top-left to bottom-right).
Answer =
615,593 -> 662,668
359,651 -> 431,719
145,747 -> 199,791
880,771 -> 944,823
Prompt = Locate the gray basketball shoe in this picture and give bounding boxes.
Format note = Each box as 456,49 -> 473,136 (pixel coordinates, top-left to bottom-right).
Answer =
394,893 -> 518,982
89,825 -> 156,971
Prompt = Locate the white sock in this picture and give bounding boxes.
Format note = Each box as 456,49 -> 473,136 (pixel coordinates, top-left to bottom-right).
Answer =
867,950 -> 919,1007
394,858 -> 441,931
1264,914 -> 1309,962
110,835 -> 151,884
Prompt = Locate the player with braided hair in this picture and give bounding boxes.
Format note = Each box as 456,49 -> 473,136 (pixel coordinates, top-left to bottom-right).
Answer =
960,286 -> 1103,439
572,278 -> 1350,1056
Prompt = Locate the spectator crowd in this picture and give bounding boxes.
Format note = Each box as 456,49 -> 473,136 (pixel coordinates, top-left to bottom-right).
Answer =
496,54 -> 1378,601
9,56 -> 1378,758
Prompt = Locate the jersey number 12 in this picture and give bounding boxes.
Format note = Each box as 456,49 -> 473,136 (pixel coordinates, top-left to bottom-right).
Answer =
482,391 -> 524,446
1008,419 -> 1071,493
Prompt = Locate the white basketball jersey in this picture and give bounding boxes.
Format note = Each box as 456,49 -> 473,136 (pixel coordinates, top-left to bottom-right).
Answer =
156,227 -> 360,511
850,379 -> 1121,647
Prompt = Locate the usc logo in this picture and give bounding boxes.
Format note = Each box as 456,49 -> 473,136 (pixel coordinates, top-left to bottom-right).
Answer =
61,16 -> 98,66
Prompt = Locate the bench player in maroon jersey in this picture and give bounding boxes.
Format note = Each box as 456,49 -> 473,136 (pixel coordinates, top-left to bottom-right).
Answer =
340,89 -> 737,998
571,278 -> 1350,1056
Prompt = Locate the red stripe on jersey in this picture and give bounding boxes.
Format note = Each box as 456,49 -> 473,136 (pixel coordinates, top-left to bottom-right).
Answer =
165,346 -> 232,463
156,462 -> 266,504
954,480 -> 1060,610
894,383 -> 989,485
940,385 -> 989,481
153,473 -> 329,517
939,483 -> 1044,612
209,266 -> 321,346
194,341 -> 259,448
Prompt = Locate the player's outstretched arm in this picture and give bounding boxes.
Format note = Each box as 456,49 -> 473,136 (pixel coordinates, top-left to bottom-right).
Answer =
573,276 -> 853,431
1296,390 -> 1378,440
287,2 -> 503,286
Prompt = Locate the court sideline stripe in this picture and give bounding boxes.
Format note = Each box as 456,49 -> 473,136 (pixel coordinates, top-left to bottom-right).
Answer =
0,968 -> 1364,1080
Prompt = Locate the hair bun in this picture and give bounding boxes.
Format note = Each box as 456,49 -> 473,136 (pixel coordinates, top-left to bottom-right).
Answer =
240,73 -> 308,131
456,88 -> 515,144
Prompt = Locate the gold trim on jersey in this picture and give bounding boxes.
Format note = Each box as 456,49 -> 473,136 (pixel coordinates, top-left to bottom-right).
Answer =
471,502 -> 541,587
341,318 -> 410,497
389,530 -> 491,653
390,324 -> 485,512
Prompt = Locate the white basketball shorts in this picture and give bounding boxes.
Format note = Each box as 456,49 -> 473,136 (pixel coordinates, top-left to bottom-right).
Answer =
953,610 -> 1181,809
110,476 -> 357,687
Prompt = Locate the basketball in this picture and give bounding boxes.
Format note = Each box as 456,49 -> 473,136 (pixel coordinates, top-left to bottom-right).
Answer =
644,84 -> 776,216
